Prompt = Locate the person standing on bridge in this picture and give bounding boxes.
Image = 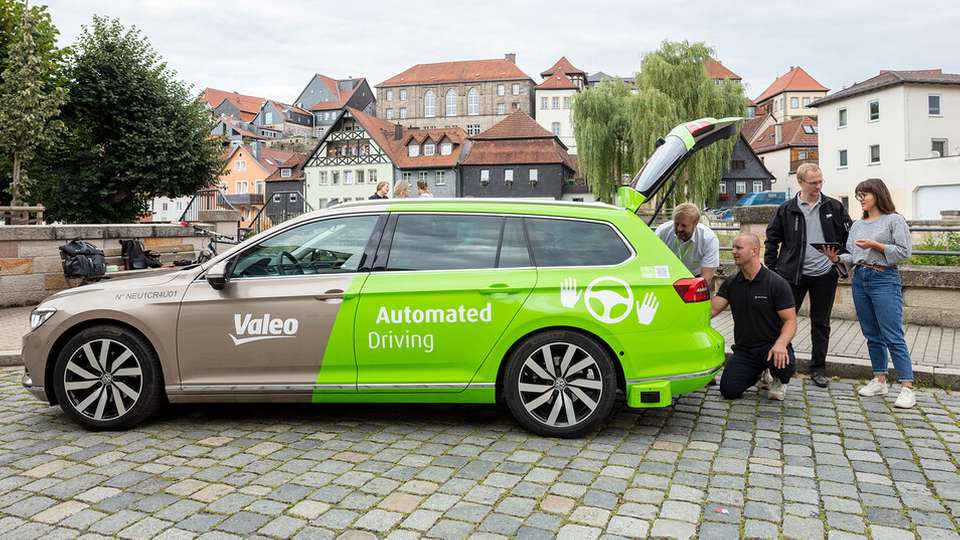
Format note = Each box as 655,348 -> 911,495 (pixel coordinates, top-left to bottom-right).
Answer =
821,178 -> 915,408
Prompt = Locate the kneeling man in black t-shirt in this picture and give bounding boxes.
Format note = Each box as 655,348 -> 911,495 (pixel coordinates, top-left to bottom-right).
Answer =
711,234 -> 798,400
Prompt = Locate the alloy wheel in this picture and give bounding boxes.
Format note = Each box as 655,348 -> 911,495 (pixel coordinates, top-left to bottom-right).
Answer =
517,342 -> 603,427
63,339 -> 143,421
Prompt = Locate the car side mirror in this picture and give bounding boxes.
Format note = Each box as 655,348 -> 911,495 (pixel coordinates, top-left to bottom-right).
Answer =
206,260 -> 230,290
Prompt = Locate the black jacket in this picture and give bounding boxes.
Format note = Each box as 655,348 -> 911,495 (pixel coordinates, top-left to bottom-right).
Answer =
764,195 -> 852,284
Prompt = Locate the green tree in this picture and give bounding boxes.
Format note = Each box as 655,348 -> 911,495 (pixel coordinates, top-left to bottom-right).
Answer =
0,0 -> 65,205
572,41 -> 745,206
30,17 -> 223,222
571,80 -> 636,204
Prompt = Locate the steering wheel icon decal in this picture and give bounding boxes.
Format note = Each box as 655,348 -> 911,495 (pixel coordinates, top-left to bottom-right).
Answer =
584,276 -> 634,324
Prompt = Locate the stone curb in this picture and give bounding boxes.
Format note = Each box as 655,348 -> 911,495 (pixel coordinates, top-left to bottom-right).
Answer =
0,350 -> 20,367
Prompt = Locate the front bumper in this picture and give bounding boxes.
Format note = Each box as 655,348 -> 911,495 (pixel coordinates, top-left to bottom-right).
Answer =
625,363 -> 723,408
21,369 -> 47,402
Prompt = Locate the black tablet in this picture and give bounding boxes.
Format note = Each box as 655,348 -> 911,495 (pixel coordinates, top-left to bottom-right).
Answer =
810,242 -> 840,251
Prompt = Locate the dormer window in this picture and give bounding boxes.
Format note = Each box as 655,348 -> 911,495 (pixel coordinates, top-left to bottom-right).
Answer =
281,168 -> 291,178
441,142 -> 452,155
408,143 -> 420,157
424,143 -> 436,156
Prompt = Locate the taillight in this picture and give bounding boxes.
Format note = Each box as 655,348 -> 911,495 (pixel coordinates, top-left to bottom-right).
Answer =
674,277 -> 710,303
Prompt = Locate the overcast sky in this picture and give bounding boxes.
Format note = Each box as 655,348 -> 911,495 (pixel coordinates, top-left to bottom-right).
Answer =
42,0 -> 959,105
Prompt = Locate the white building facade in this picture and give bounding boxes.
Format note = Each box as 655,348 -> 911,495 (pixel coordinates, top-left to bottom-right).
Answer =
814,70 -> 960,219
534,57 -> 587,155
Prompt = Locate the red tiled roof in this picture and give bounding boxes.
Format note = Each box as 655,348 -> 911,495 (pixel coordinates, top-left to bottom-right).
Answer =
812,69 -> 960,107
751,117 -> 818,154
266,153 -> 308,182
754,67 -> 829,104
740,113 -> 773,144
308,76 -> 363,111
203,87 -> 266,115
346,107 -> 467,169
378,58 -> 532,87
704,58 -> 741,81
537,74 -> 579,90
541,57 -> 586,78
471,110 -> 557,141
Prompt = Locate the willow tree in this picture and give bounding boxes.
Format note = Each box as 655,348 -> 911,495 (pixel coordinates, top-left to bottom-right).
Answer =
571,80 -> 636,204
632,40 -> 745,207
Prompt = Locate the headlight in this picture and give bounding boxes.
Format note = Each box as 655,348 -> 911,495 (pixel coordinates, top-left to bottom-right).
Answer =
30,308 -> 57,331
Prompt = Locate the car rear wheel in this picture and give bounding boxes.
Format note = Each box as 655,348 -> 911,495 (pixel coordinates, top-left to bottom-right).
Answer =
503,330 -> 617,438
52,325 -> 164,431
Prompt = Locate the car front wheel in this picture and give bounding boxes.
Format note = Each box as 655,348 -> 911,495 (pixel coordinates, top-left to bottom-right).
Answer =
503,330 -> 617,438
52,325 -> 164,431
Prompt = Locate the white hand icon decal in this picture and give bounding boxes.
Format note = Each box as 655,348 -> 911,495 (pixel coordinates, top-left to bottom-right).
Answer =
560,277 -> 581,308
636,292 -> 659,325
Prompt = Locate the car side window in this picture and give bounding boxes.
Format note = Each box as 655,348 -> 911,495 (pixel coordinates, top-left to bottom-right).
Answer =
386,214 -> 503,271
230,215 -> 379,278
526,218 -> 630,267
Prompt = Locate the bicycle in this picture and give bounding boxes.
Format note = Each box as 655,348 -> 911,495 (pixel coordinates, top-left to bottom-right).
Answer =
193,225 -> 238,264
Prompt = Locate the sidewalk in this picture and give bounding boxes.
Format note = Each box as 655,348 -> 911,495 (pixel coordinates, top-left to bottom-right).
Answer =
1,304 -> 957,386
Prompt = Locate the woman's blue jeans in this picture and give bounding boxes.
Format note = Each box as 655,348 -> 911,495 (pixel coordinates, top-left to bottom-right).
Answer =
851,267 -> 914,382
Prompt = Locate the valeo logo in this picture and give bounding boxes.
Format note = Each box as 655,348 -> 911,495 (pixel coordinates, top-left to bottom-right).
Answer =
560,277 -> 660,326
230,314 -> 299,346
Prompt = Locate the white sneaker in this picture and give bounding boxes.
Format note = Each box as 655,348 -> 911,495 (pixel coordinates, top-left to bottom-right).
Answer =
758,369 -> 773,390
894,387 -> 916,409
768,378 -> 786,401
858,378 -> 889,397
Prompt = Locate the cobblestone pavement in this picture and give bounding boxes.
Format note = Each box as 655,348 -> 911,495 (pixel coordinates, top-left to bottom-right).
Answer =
0,367 -> 958,540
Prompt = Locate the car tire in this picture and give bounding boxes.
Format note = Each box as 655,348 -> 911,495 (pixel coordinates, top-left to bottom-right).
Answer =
52,325 -> 164,431
503,330 -> 617,438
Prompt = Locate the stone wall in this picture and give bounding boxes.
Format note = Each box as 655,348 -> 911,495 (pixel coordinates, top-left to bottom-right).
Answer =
0,224 -> 208,307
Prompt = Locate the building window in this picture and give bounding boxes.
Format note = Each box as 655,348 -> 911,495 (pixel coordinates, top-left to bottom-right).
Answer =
399,107 -> 407,119
289,193 -> 298,203
504,169 -> 514,185
512,83 -> 520,95
802,125 -> 818,134
402,172 -> 412,183
319,171 -> 328,185
281,168 -> 291,178
529,169 -> 538,185
445,89 -> 457,116
839,149 -> 848,167
932,139 -> 947,158
418,171 -> 429,184
265,112 -> 273,124
563,96 -> 571,109
424,91 -> 436,117
802,97 -> 810,107
386,90 -> 393,101
798,150 -> 808,160
735,181 -> 746,194
929,95 -> 941,115
497,84 -> 505,96
399,89 -> 407,100
424,143 -> 436,156
344,170 -> 354,185
838,108 -> 847,128
235,159 -> 246,171
868,100 -> 880,122
719,182 -> 726,194
753,180 -> 764,192
435,171 -> 446,185
332,171 -> 340,185
869,144 -> 880,164
356,170 -> 365,184
541,97 -> 548,109
480,169 -> 489,185
790,97 -> 799,108
467,88 -> 479,115
440,142 -> 452,155
386,108 -> 394,119
467,124 -> 481,136
496,103 -> 506,115
551,122 -> 561,136
273,193 -> 281,203
552,96 -> 560,109
732,160 -> 745,170
408,143 -> 420,157
238,181 -> 248,193
368,169 -> 377,182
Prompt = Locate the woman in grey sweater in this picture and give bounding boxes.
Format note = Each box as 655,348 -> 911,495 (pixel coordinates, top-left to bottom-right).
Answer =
823,178 -> 915,408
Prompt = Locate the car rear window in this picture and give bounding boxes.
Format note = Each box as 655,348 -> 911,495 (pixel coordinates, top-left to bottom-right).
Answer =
387,214 -> 503,271
525,218 -> 630,267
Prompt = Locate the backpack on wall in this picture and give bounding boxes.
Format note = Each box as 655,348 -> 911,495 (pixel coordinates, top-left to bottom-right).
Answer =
120,239 -> 162,270
60,239 -> 106,278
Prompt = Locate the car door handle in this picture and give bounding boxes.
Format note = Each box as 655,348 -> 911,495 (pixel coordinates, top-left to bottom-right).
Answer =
480,283 -> 518,296
315,289 -> 344,301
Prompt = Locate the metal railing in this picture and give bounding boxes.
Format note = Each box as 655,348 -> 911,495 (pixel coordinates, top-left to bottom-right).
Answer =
243,190 -> 314,240
178,189 -> 238,223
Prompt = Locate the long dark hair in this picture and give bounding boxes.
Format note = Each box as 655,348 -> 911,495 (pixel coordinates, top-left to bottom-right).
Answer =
855,178 -> 897,218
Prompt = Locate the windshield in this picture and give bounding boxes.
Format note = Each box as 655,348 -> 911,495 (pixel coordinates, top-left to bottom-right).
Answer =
630,136 -> 688,199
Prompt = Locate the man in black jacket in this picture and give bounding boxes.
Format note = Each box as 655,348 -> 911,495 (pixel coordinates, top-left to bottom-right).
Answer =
764,163 -> 852,387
